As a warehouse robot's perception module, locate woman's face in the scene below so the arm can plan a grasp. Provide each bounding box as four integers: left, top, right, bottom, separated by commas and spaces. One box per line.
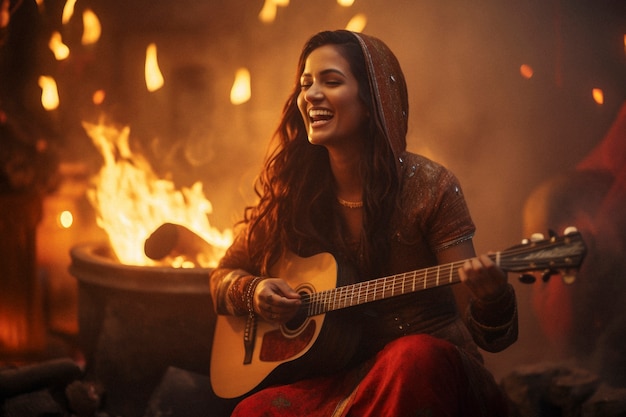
297, 45, 369, 149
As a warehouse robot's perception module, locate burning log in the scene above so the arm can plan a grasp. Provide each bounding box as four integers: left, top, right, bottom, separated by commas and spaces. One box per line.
144, 222, 215, 267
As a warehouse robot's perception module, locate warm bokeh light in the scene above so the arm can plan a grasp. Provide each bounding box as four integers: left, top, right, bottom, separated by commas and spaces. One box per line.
49, 31, 70, 60
259, 0, 290, 23
230, 68, 251, 105
345, 13, 367, 32
38, 75, 60, 110
59, 211, 74, 229
145, 43, 165, 92
81, 9, 101, 45
92, 89, 106, 105
520, 64, 534, 79
338, 0, 355, 6
1, 0, 9, 29
61, 0, 76, 25
592, 88, 604, 105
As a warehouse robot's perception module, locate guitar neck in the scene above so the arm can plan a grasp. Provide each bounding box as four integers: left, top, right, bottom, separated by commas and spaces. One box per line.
298, 231, 586, 317
302, 259, 468, 316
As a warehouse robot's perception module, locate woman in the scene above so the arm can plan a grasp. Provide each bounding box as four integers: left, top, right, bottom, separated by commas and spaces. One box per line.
210, 30, 517, 416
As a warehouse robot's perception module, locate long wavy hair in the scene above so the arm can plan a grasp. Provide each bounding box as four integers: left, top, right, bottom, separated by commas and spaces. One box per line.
245, 30, 403, 280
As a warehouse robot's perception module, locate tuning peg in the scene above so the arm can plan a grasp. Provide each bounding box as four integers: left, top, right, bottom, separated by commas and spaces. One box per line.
562, 270, 577, 284
518, 274, 536, 284
564, 226, 578, 235
521, 232, 545, 245
542, 269, 559, 282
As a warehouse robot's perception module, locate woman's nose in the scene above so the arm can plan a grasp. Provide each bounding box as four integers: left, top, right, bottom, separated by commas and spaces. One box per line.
304, 83, 323, 102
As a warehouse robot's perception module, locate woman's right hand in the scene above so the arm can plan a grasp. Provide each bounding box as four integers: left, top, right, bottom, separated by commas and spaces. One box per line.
253, 278, 302, 323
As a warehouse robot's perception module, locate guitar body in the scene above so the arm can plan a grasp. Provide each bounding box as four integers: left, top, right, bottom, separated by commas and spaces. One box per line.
210, 252, 362, 399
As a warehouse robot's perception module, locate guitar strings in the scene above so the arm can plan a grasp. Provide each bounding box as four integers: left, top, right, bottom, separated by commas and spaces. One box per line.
299, 236, 582, 316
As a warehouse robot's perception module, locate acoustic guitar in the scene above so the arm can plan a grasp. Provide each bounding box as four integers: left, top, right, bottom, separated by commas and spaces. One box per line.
210, 230, 586, 398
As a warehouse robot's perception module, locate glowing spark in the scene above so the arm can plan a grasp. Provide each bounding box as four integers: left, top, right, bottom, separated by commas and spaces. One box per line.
59, 211, 74, 229
81, 9, 101, 45
230, 68, 251, 105
345, 13, 367, 32
592, 88, 604, 105
1, 0, 9, 30
92, 89, 106, 105
520, 64, 533, 79
49, 31, 70, 60
61, 0, 76, 25
38, 76, 59, 110
145, 43, 165, 92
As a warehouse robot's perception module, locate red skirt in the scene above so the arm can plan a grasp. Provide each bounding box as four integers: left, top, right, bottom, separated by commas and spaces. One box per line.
231, 334, 509, 417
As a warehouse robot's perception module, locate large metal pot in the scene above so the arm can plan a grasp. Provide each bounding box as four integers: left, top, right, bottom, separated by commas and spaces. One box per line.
69, 242, 231, 416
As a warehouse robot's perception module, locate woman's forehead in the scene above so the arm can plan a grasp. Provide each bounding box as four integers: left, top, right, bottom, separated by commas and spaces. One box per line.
301, 45, 352, 75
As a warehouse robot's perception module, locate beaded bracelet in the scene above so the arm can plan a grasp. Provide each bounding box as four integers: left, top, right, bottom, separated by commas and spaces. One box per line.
244, 276, 264, 317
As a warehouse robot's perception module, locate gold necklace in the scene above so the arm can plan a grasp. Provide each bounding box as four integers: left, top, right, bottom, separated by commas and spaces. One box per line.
337, 197, 363, 209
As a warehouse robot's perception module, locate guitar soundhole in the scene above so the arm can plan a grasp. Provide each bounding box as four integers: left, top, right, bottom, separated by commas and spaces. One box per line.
282, 284, 314, 335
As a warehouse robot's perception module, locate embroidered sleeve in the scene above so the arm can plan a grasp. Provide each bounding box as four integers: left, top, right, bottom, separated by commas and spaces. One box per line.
427, 167, 476, 252
395, 155, 475, 251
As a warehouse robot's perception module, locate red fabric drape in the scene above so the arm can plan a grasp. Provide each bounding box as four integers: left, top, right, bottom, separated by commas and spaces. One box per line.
231, 334, 508, 417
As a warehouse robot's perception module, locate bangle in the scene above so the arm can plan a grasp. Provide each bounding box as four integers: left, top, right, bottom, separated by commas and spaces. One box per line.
244, 276, 264, 317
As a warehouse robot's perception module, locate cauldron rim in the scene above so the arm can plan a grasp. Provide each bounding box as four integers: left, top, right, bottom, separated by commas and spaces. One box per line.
69, 242, 212, 294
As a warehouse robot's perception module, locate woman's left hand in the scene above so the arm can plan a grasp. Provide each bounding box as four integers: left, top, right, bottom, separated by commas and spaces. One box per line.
458, 254, 508, 302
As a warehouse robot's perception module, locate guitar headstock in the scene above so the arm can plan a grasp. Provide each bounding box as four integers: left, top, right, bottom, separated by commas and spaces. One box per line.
498, 227, 587, 285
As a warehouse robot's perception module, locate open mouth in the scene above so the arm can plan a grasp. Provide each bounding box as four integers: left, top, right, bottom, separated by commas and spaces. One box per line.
308, 109, 334, 125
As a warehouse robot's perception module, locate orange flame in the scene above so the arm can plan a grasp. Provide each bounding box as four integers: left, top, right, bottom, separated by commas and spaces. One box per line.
49, 31, 70, 60
230, 68, 251, 105
592, 88, 604, 105
345, 13, 367, 32
38, 75, 60, 110
145, 43, 165, 92
81, 9, 101, 45
259, 0, 289, 23
83, 120, 232, 267
1, 0, 10, 30
61, 0, 76, 25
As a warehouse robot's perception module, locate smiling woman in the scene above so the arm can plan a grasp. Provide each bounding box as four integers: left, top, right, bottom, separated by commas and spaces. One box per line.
209, 30, 518, 417
297, 45, 369, 151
